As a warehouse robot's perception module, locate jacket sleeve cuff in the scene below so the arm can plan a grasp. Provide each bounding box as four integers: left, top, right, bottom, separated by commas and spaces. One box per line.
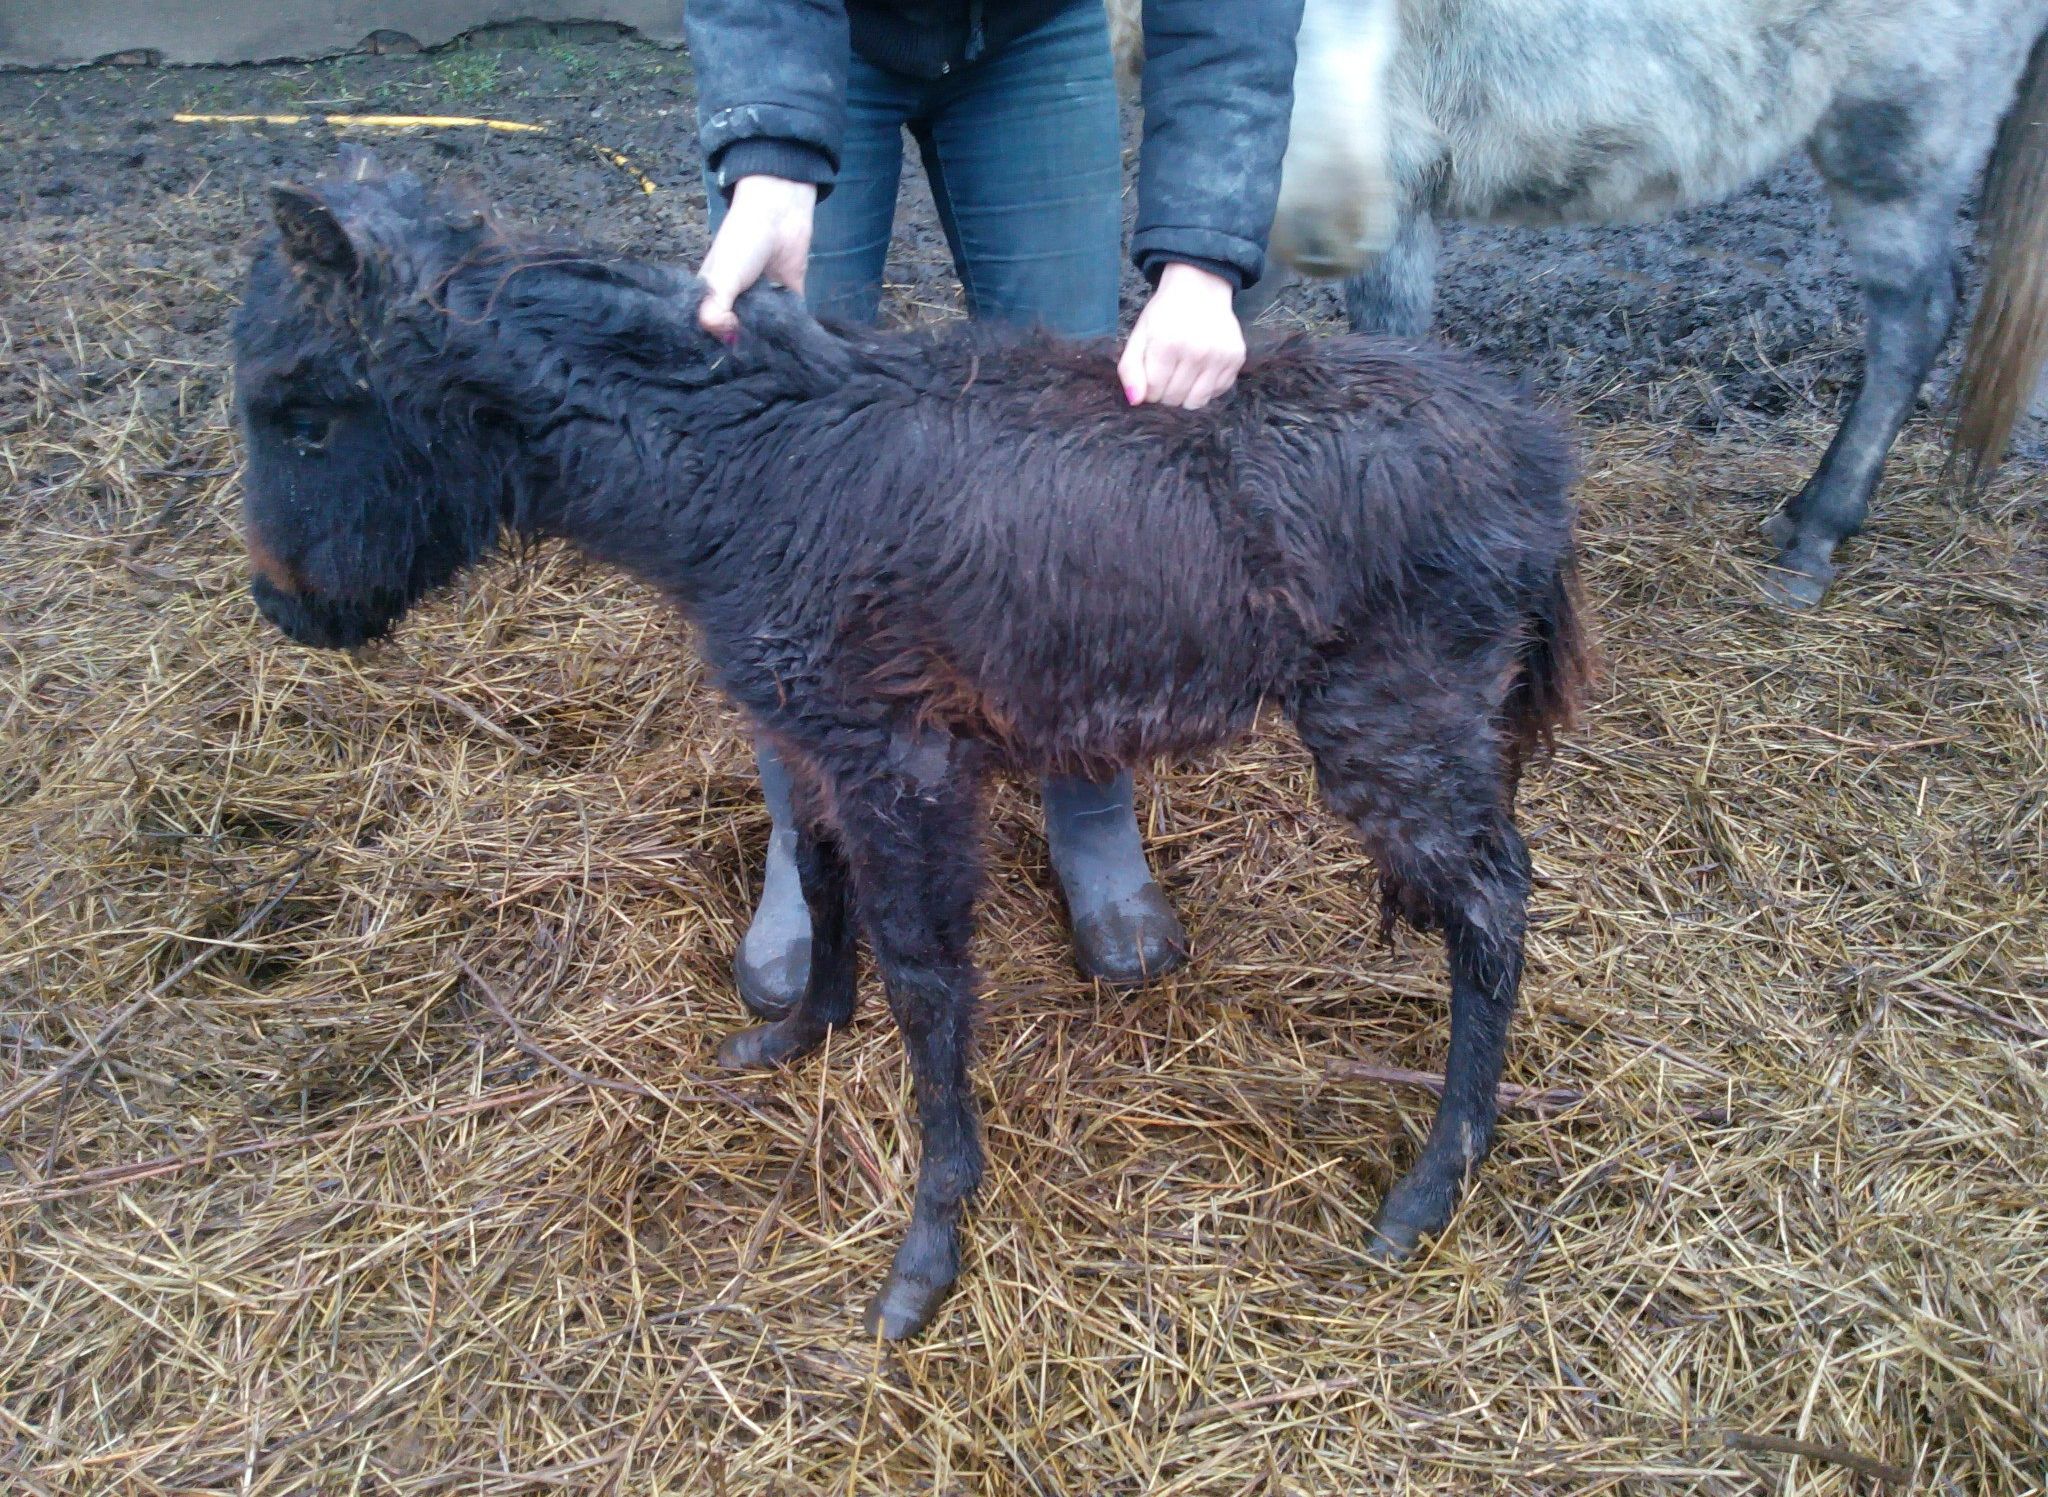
1130, 229, 1265, 292
1133, 249, 1249, 293
710, 139, 837, 201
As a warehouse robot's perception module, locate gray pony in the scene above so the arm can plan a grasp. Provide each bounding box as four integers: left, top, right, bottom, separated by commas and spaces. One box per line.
1114, 0, 2048, 604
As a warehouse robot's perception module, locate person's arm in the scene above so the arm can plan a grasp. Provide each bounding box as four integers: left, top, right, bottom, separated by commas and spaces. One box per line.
686, 0, 849, 337
1118, 0, 1302, 408
687, 0, 847, 199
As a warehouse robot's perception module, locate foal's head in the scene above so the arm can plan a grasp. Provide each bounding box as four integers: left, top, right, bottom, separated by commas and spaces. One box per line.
233, 156, 521, 648
236, 156, 891, 650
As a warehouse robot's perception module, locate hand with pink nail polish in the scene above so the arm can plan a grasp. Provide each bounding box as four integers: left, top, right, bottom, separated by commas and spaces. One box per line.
697, 175, 817, 343
1117, 262, 1245, 411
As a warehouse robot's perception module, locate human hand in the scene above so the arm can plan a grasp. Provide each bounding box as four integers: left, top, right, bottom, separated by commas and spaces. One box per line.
697, 174, 819, 342
1117, 262, 1246, 410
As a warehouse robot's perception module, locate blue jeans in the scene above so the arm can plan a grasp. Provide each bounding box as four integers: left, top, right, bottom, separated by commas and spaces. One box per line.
707, 0, 1123, 337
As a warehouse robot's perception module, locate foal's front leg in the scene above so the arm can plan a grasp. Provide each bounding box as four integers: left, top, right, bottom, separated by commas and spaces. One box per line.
837, 735, 987, 1339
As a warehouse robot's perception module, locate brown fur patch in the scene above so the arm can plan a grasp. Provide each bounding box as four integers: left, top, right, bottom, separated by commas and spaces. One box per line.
865, 646, 1020, 748
245, 530, 302, 595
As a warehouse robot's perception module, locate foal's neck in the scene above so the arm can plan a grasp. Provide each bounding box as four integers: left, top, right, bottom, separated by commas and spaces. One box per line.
454, 252, 843, 592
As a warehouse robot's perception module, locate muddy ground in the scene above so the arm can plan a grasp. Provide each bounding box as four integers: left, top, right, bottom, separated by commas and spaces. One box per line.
1, 28, 2032, 463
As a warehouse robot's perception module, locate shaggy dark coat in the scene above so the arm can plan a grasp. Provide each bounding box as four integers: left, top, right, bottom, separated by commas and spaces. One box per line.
234, 162, 1589, 1340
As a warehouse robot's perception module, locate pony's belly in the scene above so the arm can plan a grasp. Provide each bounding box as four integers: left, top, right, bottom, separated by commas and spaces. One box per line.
1413, 0, 1852, 224
1429, 87, 1833, 225
1444, 121, 1821, 226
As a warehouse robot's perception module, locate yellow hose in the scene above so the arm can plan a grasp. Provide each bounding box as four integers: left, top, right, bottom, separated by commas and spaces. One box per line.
171, 111, 658, 194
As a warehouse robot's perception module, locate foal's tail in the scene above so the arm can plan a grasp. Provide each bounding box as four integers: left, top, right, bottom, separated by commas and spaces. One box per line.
1503, 552, 1593, 781
1952, 29, 2048, 486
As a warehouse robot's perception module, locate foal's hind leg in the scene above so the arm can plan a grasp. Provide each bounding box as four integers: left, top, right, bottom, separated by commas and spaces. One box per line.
1292, 657, 1532, 1260
1770, 96, 1999, 604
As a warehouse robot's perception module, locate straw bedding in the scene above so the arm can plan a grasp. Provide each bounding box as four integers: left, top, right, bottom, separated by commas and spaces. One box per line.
2, 51, 2045, 1497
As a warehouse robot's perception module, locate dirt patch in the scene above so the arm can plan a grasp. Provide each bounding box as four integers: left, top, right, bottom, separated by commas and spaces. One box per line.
2, 35, 2045, 1497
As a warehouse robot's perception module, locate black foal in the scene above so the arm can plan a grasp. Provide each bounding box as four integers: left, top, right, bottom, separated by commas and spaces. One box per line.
234, 160, 1589, 1338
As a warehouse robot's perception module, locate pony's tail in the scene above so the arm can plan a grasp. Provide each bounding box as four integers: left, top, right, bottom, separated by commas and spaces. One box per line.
1106, 0, 1143, 91
1952, 29, 2048, 487
1503, 552, 1593, 784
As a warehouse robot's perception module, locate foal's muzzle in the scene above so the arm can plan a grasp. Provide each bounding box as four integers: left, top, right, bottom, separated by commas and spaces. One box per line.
250, 576, 401, 650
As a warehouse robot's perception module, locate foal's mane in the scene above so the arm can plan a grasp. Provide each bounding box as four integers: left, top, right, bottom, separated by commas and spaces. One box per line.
441, 220, 890, 401
438, 200, 1122, 393
314, 156, 1135, 420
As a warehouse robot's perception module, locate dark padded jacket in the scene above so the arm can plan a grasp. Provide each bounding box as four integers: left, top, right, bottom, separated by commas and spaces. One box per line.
685, 0, 1302, 289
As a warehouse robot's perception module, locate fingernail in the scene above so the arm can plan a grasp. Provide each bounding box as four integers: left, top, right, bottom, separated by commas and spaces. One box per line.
718, 329, 738, 347
1123, 382, 1141, 405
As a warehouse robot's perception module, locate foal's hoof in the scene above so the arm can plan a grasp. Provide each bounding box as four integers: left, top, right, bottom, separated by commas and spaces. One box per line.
714, 1019, 821, 1071
1365, 1175, 1455, 1264
863, 1270, 952, 1341
1363, 1212, 1427, 1265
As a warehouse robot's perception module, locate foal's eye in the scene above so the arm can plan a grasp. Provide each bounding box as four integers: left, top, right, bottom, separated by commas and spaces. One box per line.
281, 409, 335, 451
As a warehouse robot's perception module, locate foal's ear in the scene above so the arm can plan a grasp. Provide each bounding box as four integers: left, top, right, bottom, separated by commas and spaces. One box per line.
268, 184, 359, 274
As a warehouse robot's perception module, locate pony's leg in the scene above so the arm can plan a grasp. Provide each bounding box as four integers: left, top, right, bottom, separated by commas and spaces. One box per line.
715, 820, 859, 1070
1770, 97, 1998, 604
1291, 652, 1530, 1261
1234, 265, 1296, 326
1270, 0, 1402, 277
829, 732, 988, 1339
1341, 209, 1438, 337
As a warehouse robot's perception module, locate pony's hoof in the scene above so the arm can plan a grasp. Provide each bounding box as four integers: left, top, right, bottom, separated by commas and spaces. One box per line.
1758, 515, 1836, 608
1232, 276, 1288, 326
714, 1019, 818, 1071
734, 958, 798, 1023
1291, 252, 1360, 280
863, 1271, 951, 1341
1759, 554, 1834, 609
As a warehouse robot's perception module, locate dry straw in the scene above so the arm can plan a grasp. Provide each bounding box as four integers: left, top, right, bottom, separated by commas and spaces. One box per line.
3, 146, 2045, 1497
